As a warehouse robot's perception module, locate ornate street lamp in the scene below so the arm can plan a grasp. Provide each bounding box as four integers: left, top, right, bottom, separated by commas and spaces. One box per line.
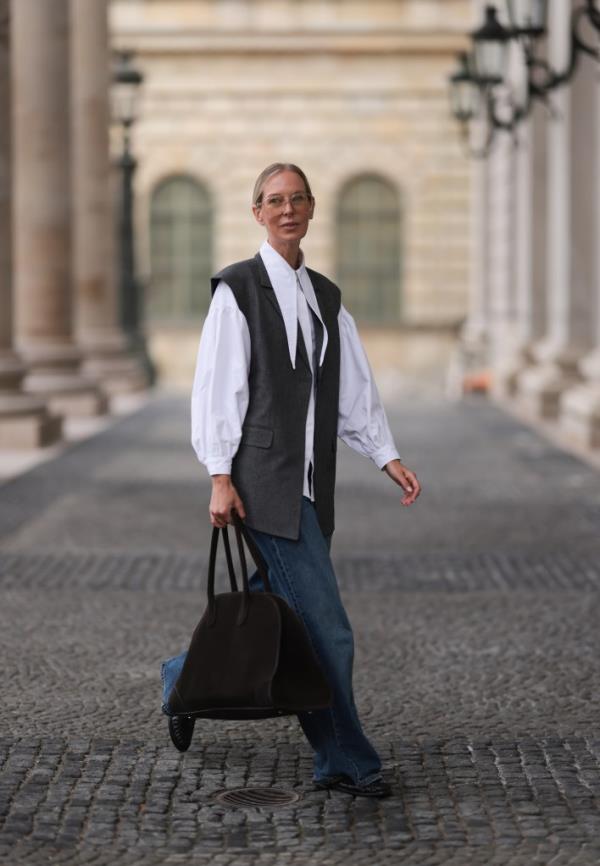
448, 51, 481, 123
471, 5, 513, 85
111, 51, 154, 381
505, 0, 548, 37
450, 1, 600, 159
448, 51, 495, 159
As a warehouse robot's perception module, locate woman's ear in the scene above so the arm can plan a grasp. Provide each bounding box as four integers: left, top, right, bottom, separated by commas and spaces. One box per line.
308, 197, 315, 220
252, 204, 265, 225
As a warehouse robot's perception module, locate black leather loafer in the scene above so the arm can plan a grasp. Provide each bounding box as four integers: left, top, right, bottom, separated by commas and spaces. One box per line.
315, 774, 392, 799
168, 715, 195, 752
315, 776, 392, 799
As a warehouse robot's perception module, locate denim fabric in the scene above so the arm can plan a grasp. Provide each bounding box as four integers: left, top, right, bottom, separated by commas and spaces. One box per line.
161, 651, 187, 714
246, 496, 382, 786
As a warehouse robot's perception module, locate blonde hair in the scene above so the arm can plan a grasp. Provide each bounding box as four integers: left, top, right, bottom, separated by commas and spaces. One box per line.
252, 162, 313, 206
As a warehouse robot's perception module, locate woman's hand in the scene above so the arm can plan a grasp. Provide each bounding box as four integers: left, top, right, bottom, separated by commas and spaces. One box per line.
209, 475, 247, 527
383, 459, 421, 506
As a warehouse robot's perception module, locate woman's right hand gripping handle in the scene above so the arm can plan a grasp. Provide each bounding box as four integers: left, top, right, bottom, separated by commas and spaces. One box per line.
209, 475, 246, 528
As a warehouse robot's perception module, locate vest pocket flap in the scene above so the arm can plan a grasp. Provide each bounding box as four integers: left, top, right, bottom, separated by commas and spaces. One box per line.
241, 425, 274, 449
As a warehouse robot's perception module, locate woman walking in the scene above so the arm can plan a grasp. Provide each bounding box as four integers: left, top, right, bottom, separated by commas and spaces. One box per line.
187, 163, 421, 798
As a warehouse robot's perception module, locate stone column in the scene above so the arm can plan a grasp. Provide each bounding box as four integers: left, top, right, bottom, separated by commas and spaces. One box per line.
0, 0, 61, 447
489, 31, 548, 401
11, 0, 107, 416
70, 0, 147, 393
498, 94, 548, 397
458, 113, 491, 378
518, 0, 591, 419
557, 41, 600, 446
487, 124, 519, 399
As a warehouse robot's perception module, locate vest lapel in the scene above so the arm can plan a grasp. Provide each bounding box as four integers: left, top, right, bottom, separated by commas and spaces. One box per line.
253, 252, 285, 325
254, 251, 313, 374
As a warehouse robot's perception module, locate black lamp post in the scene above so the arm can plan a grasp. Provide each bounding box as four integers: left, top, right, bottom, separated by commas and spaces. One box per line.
111, 51, 154, 382
112, 51, 142, 337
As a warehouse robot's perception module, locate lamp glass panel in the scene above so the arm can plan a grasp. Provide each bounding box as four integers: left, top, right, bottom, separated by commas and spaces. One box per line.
449, 81, 464, 118
111, 81, 137, 125
507, 0, 547, 30
449, 79, 480, 120
475, 40, 506, 81
458, 81, 478, 116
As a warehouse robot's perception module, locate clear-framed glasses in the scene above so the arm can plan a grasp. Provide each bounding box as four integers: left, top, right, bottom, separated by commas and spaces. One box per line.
259, 192, 312, 211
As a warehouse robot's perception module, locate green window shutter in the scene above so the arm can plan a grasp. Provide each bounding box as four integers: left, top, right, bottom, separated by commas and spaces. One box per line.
149, 175, 212, 322
336, 175, 401, 324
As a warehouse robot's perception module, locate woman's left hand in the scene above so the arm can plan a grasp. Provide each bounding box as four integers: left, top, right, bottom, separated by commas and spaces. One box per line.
383, 459, 421, 505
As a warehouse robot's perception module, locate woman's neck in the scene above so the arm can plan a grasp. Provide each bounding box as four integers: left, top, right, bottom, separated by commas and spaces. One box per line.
267, 237, 302, 270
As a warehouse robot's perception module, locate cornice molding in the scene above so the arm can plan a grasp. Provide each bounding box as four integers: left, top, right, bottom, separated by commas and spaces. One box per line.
111, 29, 470, 57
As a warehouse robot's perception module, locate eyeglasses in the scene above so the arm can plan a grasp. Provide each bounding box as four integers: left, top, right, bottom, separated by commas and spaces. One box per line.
258, 192, 312, 211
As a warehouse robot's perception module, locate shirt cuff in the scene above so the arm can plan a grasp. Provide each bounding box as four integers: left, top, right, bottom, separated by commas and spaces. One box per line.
370, 446, 401, 471
206, 459, 233, 476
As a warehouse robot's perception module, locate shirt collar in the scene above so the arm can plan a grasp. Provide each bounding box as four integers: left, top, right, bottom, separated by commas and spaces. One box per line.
259, 238, 306, 283
259, 239, 328, 369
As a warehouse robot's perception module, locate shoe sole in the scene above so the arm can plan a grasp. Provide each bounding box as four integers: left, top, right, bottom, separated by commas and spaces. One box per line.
168, 717, 194, 752
314, 778, 392, 798
335, 783, 392, 798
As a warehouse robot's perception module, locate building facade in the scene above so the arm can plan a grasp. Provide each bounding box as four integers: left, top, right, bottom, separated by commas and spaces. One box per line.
462, 0, 600, 453
110, 0, 472, 389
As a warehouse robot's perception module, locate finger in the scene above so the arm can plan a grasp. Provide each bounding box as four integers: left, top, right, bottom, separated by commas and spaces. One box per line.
210, 511, 228, 528
403, 488, 420, 504
404, 472, 419, 493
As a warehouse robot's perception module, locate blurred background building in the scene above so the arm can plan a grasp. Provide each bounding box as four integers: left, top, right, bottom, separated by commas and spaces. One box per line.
3, 0, 600, 462
455, 0, 600, 453
110, 0, 472, 391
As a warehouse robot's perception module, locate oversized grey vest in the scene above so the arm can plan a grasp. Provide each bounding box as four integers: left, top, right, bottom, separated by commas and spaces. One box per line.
211, 252, 341, 540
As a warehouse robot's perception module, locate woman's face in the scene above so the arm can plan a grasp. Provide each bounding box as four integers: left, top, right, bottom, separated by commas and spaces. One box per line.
252, 170, 315, 247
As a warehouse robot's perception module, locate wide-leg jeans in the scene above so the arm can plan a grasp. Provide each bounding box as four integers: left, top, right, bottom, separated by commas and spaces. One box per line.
246, 496, 382, 786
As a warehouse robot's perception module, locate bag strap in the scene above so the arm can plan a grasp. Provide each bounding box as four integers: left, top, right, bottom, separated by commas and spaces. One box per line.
231, 511, 272, 593
221, 527, 239, 592
206, 513, 272, 626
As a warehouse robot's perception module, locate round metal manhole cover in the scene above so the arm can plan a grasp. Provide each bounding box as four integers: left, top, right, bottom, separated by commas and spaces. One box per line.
215, 787, 301, 808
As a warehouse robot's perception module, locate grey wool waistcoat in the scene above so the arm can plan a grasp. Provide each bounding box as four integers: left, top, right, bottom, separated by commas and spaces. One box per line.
210, 252, 341, 541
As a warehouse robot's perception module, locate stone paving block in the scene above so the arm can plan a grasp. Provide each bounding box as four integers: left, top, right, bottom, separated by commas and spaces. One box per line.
2, 395, 600, 862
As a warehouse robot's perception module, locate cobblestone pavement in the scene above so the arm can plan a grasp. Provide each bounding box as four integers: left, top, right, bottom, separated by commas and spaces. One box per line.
2, 393, 600, 865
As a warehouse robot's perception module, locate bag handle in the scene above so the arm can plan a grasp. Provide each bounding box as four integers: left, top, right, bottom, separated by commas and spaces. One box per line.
221, 527, 239, 592
206, 512, 272, 626
231, 510, 272, 594
205, 525, 240, 601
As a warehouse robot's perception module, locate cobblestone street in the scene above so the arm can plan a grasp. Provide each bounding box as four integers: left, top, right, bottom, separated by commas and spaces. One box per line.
2, 393, 600, 865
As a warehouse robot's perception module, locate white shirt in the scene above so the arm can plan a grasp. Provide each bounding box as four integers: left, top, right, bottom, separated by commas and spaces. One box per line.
191, 239, 401, 499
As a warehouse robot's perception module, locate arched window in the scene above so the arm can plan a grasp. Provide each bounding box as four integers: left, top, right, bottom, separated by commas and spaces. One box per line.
336, 174, 402, 323
148, 175, 212, 321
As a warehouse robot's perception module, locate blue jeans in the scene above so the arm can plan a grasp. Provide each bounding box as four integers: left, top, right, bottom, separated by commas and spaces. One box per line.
245, 496, 382, 786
